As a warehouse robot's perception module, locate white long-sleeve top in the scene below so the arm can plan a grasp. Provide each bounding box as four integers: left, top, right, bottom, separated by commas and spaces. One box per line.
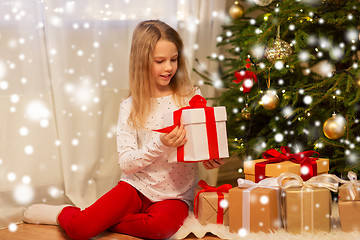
116, 93, 199, 206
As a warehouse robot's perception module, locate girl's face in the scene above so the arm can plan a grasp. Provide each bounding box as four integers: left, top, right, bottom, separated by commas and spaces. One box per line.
152, 39, 178, 96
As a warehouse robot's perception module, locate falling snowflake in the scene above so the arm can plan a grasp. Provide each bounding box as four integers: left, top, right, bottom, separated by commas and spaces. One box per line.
274, 61, 284, 70
219, 199, 228, 209
7, 172, 16, 182
8, 223, 17, 232
48, 186, 61, 198
274, 133, 284, 142
301, 166, 310, 175
24, 145, 34, 155
303, 95, 313, 105
26, 100, 50, 121
260, 195, 269, 205
238, 228, 247, 237
71, 164, 79, 172
13, 184, 34, 204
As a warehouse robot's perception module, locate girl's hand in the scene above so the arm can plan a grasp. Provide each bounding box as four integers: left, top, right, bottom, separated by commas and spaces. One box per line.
160, 125, 187, 148
202, 158, 225, 170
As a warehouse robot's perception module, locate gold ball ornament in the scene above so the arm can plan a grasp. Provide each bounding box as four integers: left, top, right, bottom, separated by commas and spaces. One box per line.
253, 0, 273, 6
261, 90, 279, 110
323, 113, 346, 140
265, 38, 292, 62
229, 3, 245, 20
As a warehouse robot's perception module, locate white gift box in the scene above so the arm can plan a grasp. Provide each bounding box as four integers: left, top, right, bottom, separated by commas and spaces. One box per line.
164, 106, 229, 162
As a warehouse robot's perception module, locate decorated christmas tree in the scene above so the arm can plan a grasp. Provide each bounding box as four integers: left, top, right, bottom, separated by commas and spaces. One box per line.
195, 0, 360, 176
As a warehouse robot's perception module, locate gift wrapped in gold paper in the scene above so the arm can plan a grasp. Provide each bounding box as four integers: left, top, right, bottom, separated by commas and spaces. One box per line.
338, 171, 360, 201
196, 191, 229, 225
338, 200, 360, 232
337, 171, 360, 232
229, 178, 281, 234
244, 158, 329, 182
283, 187, 331, 233
278, 173, 341, 234
244, 147, 329, 183
194, 180, 232, 225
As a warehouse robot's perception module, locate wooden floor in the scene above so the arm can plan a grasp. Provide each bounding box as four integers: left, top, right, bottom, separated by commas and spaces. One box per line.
0, 223, 220, 240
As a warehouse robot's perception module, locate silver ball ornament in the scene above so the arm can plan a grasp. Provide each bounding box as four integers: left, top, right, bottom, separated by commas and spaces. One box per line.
253, 0, 273, 6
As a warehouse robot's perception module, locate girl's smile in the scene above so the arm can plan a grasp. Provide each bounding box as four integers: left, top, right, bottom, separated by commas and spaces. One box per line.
152, 39, 178, 97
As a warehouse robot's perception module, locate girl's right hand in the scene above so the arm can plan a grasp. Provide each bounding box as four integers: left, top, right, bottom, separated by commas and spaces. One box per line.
160, 125, 187, 148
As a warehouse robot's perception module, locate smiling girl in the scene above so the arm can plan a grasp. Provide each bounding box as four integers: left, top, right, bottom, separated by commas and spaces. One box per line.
24, 20, 225, 240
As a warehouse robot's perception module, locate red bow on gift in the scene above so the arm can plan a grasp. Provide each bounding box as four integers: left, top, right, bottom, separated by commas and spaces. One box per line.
154, 95, 219, 162
194, 180, 232, 224
254, 146, 319, 183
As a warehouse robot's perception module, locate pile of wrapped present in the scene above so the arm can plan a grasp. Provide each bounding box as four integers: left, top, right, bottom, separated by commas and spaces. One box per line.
194, 149, 360, 234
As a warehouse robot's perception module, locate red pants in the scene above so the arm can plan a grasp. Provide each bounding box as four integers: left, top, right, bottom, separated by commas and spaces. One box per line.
58, 181, 189, 240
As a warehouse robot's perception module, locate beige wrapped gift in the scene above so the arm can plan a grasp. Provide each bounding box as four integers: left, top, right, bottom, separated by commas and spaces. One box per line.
338, 171, 360, 201
338, 200, 360, 232
283, 187, 331, 233
195, 191, 229, 225
278, 173, 341, 234
229, 178, 281, 234
194, 180, 232, 225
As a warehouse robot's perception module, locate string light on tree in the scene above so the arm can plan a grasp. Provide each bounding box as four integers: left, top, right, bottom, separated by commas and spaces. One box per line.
323, 113, 346, 140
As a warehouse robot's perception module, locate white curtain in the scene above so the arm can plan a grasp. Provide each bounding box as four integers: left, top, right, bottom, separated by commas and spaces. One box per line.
0, 0, 227, 229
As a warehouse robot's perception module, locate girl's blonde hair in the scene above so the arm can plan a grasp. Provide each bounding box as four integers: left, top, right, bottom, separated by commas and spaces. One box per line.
128, 20, 195, 129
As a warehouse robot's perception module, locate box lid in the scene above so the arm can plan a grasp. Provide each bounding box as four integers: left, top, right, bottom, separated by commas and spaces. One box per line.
181, 106, 227, 125
339, 184, 360, 201
243, 158, 329, 177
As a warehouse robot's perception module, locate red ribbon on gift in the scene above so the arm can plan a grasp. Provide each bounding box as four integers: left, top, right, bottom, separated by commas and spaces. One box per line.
254, 146, 319, 183
194, 180, 232, 224
154, 95, 219, 162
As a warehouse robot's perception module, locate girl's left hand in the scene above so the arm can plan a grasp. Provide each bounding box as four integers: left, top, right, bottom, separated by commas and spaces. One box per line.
202, 158, 225, 170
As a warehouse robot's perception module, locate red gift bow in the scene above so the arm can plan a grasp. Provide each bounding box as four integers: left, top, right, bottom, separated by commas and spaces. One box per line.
154, 95, 219, 162
194, 180, 232, 224
254, 146, 319, 183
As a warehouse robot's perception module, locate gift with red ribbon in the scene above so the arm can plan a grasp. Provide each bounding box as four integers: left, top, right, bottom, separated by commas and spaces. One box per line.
154, 95, 229, 162
194, 180, 232, 225
243, 146, 329, 183
253, 146, 320, 183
